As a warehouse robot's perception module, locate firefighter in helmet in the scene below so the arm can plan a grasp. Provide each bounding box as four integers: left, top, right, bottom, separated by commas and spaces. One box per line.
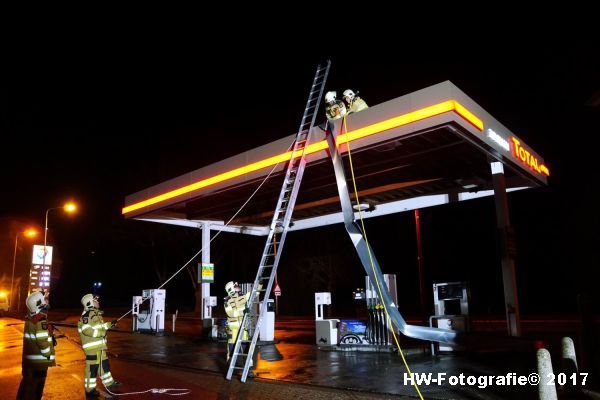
324, 91, 347, 121
78, 293, 120, 398
224, 281, 263, 375
17, 290, 56, 400
342, 89, 368, 114
224, 281, 248, 362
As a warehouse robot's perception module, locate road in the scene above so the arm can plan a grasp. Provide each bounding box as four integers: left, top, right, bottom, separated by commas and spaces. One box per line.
1, 317, 406, 399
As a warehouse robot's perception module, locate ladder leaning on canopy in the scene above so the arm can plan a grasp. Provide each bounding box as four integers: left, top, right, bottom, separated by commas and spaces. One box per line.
226, 60, 331, 382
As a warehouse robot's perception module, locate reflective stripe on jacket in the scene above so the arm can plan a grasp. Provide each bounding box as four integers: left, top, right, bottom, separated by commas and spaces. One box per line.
78, 309, 110, 354
22, 314, 56, 369
326, 101, 347, 121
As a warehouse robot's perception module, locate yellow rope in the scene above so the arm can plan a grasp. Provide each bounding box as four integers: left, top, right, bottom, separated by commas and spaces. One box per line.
341, 115, 424, 400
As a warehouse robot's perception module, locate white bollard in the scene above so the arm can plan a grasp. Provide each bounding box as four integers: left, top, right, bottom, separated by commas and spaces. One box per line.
537, 348, 558, 400
561, 337, 578, 393
561, 337, 578, 372
172, 309, 178, 333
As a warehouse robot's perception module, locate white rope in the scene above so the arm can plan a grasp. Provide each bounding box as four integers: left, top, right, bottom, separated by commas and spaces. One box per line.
117, 139, 295, 322
97, 345, 193, 397
53, 327, 192, 396
103, 386, 191, 396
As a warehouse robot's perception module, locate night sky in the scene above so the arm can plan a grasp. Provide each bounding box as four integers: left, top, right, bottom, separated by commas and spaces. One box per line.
1, 33, 599, 318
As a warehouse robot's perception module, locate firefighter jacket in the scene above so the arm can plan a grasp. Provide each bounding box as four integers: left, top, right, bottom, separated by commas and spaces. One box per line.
225, 292, 251, 331
347, 96, 368, 114
326, 100, 347, 121
78, 309, 112, 355
22, 313, 56, 369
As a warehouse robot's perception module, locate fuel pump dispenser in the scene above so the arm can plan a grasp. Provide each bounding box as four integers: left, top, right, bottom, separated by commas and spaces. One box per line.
430, 281, 470, 353
315, 292, 339, 345
132, 289, 166, 334
203, 296, 218, 338
359, 274, 397, 346
238, 282, 274, 342
259, 299, 275, 342
314, 274, 397, 350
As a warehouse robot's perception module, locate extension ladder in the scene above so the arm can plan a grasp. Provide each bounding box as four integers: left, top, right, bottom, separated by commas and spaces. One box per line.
226, 60, 331, 382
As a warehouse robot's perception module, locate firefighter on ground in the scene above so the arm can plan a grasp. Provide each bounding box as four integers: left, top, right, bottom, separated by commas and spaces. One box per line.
17, 290, 56, 400
78, 294, 121, 398
224, 281, 249, 362
342, 89, 368, 114
224, 281, 263, 374
324, 91, 347, 121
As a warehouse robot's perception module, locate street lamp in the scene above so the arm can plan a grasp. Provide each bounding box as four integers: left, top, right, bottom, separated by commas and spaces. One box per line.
10, 229, 37, 311
40, 202, 77, 292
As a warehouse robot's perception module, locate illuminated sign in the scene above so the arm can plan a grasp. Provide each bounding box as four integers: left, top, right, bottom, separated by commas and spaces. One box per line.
32, 245, 53, 265
485, 129, 549, 178
123, 100, 484, 215
486, 129, 510, 152
199, 263, 214, 283
510, 137, 550, 176
30, 264, 51, 290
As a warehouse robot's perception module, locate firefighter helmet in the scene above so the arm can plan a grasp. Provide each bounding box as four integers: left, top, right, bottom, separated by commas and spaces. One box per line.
225, 281, 240, 297
343, 89, 356, 102
26, 291, 48, 314
324, 91, 337, 104
81, 293, 98, 310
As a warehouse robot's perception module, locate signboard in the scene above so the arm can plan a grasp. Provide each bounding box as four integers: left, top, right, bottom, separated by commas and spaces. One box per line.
198, 263, 214, 283
510, 137, 550, 176
484, 128, 550, 178
32, 245, 53, 265
274, 283, 281, 297
29, 264, 51, 291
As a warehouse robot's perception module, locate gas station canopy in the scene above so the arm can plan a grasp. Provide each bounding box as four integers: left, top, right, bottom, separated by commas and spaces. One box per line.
122, 81, 549, 232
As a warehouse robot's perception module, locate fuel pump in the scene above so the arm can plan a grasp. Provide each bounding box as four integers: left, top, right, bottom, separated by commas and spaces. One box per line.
238, 282, 274, 342
363, 274, 397, 346
430, 281, 470, 353
315, 292, 338, 345
316, 274, 397, 349
132, 289, 166, 334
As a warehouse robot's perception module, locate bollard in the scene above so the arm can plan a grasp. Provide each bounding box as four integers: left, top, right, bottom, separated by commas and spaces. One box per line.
562, 337, 578, 393
172, 313, 176, 333
537, 348, 558, 400
562, 337, 578, 373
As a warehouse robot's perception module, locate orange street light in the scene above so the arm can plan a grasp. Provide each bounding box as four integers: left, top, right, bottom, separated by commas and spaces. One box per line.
64, 202, 77, 213
11, 229, 38, 311
24, 229, 37, 238
39, 201, 78, 293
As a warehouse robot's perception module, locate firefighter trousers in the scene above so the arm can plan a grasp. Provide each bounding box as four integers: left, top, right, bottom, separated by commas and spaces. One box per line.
84, 350, 115, 393
17, 367, 47, 400
227, 327, 255, 368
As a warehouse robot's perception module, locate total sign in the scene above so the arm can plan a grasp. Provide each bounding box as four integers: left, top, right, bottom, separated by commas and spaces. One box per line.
32, 245, 53, 265
485, 129, 550, 178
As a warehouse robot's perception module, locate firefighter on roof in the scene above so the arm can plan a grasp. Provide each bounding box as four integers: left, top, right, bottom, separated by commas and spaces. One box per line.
324, 91, 347, 121
342, 89, 368, 114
